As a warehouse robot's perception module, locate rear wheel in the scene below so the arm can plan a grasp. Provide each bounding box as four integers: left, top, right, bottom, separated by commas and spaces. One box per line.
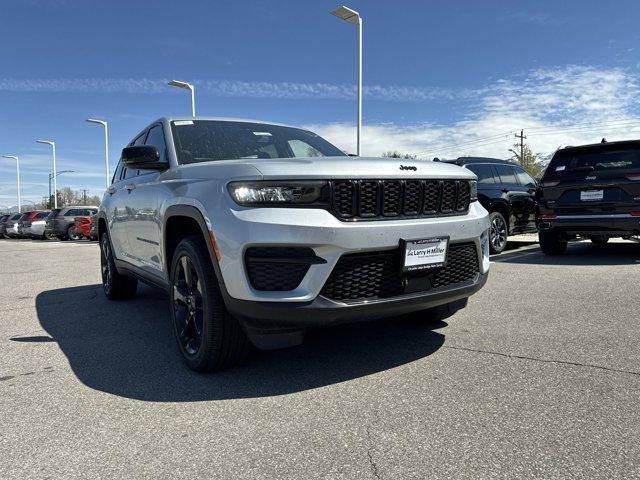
539, 229, 567, 255
170, 236, 249, 372
489, 211, 508, 254
68, 225, 82, 241
100, 232, 138, 300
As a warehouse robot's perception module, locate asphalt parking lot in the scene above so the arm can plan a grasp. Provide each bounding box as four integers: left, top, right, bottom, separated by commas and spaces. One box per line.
1, 237, 639, 479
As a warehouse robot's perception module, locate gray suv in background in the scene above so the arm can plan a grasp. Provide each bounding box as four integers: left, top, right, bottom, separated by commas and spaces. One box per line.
97, 117, 490, 371
45, 206, 98, 240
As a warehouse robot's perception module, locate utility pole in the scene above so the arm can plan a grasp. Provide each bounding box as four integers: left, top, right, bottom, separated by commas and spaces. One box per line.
514, 129, 526, 164
82, 189, 88, 204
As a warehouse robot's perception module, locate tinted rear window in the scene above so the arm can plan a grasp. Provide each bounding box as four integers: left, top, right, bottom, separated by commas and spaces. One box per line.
547, 146, 640, 176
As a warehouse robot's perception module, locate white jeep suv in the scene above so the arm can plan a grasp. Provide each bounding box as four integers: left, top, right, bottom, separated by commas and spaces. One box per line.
97, 117, 490, 371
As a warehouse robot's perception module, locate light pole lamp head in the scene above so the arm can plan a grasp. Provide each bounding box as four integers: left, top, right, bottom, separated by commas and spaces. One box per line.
2, 155, 18, 161
86, 118, 107, 127
331, 5, 360, 23
168, 80, 194, 91
36, 140, 55, 147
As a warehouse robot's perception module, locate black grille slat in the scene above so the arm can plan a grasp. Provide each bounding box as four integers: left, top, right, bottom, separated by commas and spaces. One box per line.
440, 180, 457, 213
333, 181, 356, 218
382, 181, 402, 216
403, 180, 422, 215
359, 181, 380, 217
330, 179, 471, 220
321, 243, 479, 302
422, 180, 440, 214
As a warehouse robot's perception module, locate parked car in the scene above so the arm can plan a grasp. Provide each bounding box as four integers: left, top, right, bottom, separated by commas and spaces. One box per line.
45, 206, 98, 240
89, 213, 98, 240
97, 117, 491, 372
20, 210, 51, 239
74, 216, 94, 240
0, 214, 11, 238
443, 157, 538, 254
537, 139, 640, 255
5, 213, 26, 238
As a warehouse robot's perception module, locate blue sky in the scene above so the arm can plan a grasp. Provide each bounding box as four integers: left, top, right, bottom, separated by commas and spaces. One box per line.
3, 0, 640, 206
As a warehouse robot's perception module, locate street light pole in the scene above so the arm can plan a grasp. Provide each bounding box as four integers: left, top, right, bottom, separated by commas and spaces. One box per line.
331, 5, 363, 156
2, 155, 21, 213
48, 170, 74, 208
36, 140, 57, 208
86, 118, 110, 188
168, 80, 196, 117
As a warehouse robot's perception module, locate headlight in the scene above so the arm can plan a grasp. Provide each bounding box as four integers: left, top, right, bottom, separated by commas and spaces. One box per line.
228, 181, 328, 206
469, 180, 478, 202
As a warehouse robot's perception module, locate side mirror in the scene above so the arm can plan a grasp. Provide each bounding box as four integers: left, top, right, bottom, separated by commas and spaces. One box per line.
121, 146, 167, 170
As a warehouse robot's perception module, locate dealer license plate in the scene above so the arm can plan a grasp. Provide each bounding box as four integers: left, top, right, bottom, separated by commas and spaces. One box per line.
402, 237, 449, 272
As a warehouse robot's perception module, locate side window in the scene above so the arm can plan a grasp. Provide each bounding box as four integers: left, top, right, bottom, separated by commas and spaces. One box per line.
36, 212, 48, 219
465, 164, 496, 184
494, 165, 518, 184
65, 209, 78, 217
123, 167, 138, 180
144, 125, 167, 163
112, 162, 122, 184
133, 133, 147, 146
514, 167, 536, 188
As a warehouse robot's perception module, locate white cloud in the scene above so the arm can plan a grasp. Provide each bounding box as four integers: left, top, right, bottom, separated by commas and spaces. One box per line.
309, 66, 640, 159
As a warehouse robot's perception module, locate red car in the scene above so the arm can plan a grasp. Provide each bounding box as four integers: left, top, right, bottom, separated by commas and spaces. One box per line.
73, 216, 95, 240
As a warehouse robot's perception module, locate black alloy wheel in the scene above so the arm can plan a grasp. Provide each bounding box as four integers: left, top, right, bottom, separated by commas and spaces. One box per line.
489, 212, 508, 254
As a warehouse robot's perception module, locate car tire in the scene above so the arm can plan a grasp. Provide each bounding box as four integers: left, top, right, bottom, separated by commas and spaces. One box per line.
591, 236, 609, 246
68, 225, 82, 241
169, 236, 249, 372
539, 229, 567, 255
100, 232, 138, 300
489, 211, 508, 254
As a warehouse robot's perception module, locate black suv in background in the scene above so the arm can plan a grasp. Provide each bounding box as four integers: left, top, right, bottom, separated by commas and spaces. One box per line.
443, 157, 538, 253
45, 206, 98, 240
537, 140, 640, 255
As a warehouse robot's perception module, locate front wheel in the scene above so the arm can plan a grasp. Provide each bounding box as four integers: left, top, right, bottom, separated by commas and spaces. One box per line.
539, 229, 567, 255
100, 233, 138, 300
170, 236, 249, 372
489, 211, 508, 254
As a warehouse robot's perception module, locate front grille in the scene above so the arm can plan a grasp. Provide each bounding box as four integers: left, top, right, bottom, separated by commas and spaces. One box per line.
330, 179, 472, 220
245, 247, 319, 291
321, 242, 479, 302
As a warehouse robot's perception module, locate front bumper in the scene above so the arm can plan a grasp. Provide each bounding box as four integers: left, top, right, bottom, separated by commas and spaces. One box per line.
214, 201, 490, 302
539, 214, 640, 236
226, 271, 487, 329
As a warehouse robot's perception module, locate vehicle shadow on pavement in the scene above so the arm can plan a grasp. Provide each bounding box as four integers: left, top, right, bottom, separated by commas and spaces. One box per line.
35, 284, 445, 401
493, 242, 640, 266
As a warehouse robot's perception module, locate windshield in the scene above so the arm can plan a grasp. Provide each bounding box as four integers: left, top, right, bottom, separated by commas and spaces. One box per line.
546, 146, 640, 177
171, 120, 345, 164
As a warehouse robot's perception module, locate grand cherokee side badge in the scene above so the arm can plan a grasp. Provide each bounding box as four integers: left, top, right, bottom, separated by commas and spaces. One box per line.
586, 176, 596, 180
400, 165, 417, 171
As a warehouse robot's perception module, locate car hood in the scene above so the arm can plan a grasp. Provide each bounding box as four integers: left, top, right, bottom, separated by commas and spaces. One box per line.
233, 156, 473, 180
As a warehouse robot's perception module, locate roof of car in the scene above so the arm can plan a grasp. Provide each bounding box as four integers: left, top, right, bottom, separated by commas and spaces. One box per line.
557, 139, 640, 154
442, 156, 516, 166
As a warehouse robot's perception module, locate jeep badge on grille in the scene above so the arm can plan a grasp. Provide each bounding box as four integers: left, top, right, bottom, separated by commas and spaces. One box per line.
400, 165, 417, 171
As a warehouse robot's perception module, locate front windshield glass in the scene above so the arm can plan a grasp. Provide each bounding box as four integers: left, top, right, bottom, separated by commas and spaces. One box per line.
171, 120, 345, 164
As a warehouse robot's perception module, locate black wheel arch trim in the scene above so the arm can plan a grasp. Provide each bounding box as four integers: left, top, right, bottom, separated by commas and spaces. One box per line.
162, 204, 226, 287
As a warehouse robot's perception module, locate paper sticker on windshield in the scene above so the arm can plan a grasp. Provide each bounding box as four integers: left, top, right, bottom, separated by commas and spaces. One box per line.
252, 131, 272, 136
174, 120, 193, 126
555, 166, 566, 171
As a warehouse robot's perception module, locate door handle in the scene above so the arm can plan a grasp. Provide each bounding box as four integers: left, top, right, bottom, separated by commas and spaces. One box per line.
125, 183, 136, 192
108, 186, 116, 195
